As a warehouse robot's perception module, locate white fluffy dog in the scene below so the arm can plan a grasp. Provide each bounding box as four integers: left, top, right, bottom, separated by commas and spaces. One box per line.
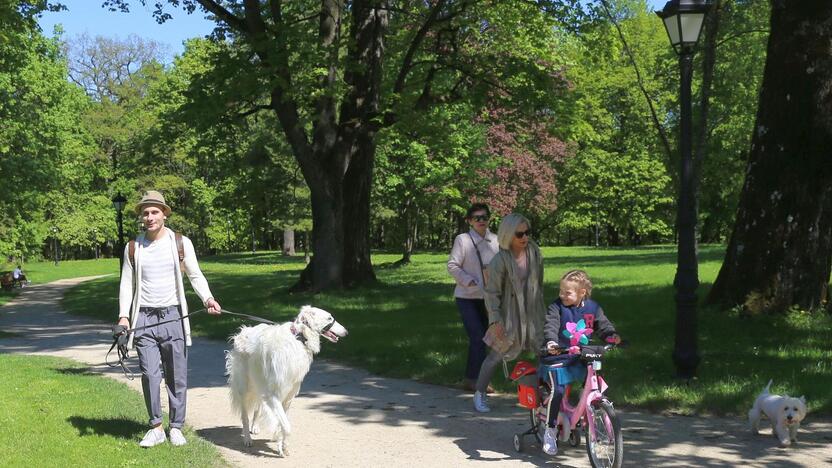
748, 379, 807, 447
226, 305, 348, 455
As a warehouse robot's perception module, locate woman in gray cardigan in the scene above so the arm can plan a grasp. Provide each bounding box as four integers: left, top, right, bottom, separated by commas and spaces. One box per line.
473, 213, 546, 412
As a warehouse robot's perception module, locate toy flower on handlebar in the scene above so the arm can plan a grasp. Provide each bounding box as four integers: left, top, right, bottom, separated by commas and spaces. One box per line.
562, 319, 593, 354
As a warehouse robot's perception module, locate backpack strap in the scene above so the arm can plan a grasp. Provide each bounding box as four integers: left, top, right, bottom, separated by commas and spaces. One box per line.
175, 232, 185, 272
128, 240, 136, 270
127, 233, 185, 272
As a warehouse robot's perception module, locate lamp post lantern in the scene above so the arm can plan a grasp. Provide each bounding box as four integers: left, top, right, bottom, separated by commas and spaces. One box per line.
657, 0, 711, 379
112, 193, 127, 271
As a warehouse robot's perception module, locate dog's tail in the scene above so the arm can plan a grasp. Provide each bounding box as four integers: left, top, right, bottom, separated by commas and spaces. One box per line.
762, 379, 773, 395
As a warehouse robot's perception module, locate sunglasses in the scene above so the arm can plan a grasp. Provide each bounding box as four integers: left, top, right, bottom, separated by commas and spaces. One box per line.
514, 230, 531, 239
471, 215, 490, 222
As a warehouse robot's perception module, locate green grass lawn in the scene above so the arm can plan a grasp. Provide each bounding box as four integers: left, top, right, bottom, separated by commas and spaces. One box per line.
58, 245, 832, 416
0, 354, 224, 467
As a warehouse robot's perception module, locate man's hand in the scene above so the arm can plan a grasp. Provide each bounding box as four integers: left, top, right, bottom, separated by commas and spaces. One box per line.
117, 317, 130, 328
205, 298, 222, 315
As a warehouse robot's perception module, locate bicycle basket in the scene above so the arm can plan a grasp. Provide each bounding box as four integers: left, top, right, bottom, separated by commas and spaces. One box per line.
511, 361, 539, 409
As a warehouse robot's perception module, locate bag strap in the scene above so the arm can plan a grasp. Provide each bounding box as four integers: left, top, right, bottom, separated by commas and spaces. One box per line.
128, 232, 186, 272
467, 232, 485, 274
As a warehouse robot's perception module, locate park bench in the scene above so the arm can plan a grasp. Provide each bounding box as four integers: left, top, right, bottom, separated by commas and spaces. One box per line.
0, 271, 27, 291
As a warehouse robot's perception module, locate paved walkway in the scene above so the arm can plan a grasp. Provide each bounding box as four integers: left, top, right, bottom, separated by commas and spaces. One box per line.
1, 278, 830, 467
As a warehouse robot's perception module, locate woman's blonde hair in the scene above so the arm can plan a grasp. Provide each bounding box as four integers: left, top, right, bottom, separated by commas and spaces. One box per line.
496, 213, 531, 250
560, 269, 593, 297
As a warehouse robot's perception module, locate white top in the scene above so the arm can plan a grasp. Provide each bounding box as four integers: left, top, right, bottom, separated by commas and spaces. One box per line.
119, 229, 213, 347
138, 235, 179, 307
447, 229, 499, 299
12, 268, 21, 279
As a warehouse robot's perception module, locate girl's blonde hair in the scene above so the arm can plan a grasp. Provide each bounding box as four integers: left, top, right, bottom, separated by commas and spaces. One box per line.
560, 269, 593, 297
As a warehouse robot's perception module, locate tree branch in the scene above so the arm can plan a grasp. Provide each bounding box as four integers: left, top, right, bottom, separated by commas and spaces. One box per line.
716, 29, 769, 49
194, 0, 247, 32
598, 0, 674, 162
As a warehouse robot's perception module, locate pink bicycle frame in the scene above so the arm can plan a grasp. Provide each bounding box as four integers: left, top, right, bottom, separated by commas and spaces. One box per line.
552, 360, 610, 437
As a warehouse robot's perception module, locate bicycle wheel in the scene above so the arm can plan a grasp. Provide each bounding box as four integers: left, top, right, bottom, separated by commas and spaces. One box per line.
585, 400, 623, 468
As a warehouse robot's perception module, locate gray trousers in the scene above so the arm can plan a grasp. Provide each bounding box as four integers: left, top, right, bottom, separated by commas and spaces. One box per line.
476, 350, 503, 393
135, 305, 187, 428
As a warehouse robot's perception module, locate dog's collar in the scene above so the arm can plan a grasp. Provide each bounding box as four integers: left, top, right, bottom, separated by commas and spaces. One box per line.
290, 323, 307, 344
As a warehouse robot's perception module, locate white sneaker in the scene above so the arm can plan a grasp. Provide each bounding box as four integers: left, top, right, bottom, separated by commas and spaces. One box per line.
139, 428, 166, 448
169, 428, 187, 446
543, 427, 558, 455
473, 390, 491, 413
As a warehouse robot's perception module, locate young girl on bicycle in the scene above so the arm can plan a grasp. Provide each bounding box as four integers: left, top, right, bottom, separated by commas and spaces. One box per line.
540, 269, 620, 456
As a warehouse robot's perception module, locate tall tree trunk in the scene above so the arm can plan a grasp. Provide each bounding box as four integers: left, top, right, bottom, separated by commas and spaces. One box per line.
282, 228, 295, 256
342, 133, 377, 285
707, 1, 832, 312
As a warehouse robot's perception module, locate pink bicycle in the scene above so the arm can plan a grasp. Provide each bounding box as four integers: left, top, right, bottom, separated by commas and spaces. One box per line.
510, 344, 623, 468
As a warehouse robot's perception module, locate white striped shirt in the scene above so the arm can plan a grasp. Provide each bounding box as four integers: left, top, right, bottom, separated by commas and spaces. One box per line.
139, 234, 179, 307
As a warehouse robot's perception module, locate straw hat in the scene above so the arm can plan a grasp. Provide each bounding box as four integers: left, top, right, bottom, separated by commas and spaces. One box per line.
135, 190, 172, 215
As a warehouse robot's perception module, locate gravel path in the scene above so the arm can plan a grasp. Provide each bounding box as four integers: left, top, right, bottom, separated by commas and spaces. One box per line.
1, 277, 830, 467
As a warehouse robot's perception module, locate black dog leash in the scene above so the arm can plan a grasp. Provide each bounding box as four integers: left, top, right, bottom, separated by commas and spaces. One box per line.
107, 308, 276, 380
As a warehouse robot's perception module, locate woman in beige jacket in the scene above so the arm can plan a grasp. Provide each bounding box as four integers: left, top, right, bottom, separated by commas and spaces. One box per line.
473, 213, 546, 412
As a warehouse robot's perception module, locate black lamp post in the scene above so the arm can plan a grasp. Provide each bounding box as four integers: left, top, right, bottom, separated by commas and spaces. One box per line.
656, 0, 711, 379
112, 193, 127, 271
51, 226, 59, 266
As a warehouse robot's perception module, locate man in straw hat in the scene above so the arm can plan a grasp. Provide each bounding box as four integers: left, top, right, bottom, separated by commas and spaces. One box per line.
115, 190, 222, 447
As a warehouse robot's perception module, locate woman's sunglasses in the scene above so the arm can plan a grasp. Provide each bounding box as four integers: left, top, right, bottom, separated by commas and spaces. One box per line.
514, 230, 531, 239
471, 215, 490, 222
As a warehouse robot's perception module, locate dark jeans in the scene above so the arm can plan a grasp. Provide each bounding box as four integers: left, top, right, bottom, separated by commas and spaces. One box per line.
455, 297, 489, 381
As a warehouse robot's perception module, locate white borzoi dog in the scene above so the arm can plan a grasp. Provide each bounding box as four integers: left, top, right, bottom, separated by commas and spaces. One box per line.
748, 379, 807, 447
226, 305, 347, 455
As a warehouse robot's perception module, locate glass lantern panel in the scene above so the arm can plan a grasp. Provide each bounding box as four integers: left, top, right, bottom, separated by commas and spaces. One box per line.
663, 15, 681, 45
680, 13, 705, 44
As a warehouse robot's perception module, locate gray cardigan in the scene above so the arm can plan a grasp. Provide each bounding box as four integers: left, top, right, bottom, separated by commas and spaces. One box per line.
483, 242, 546, 360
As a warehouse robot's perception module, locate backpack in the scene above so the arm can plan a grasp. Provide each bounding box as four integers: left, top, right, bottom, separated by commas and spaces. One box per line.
128, 232, 185, 272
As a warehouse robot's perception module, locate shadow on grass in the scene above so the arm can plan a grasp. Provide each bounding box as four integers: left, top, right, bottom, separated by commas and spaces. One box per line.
55, 366, 96, 376
67, 416, 146, 439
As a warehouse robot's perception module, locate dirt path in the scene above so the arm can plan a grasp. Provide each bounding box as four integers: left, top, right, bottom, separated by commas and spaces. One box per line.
1, 278, 830, 467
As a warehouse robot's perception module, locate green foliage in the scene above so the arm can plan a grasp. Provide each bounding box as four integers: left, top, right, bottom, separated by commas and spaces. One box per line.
0, 10, 97, 260
557, 148, 674, 243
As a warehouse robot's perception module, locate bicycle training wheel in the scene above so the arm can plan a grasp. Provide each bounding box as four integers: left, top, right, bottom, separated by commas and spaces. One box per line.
585, 400, 623, 468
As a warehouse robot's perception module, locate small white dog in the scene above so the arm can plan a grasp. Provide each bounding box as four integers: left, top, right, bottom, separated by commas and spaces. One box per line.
226, 305, 348, 455
748, 379, 807, 447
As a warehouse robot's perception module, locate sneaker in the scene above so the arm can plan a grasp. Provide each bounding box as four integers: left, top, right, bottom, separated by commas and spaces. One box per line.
542, 427, 558, 456
169, 428, 187, 446
473, 391, 491, 413
139, 428, 166, 448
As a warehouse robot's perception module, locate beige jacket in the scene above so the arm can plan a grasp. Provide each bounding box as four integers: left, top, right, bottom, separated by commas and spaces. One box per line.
447, 229, 499, 299
483, 242, 546, 360
118, 229, 213, 348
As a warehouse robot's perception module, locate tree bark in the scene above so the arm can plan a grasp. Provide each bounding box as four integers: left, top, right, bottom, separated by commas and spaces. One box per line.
342, 133, 377, 285
282, 228, 295, 256
707, 1, 832, 312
